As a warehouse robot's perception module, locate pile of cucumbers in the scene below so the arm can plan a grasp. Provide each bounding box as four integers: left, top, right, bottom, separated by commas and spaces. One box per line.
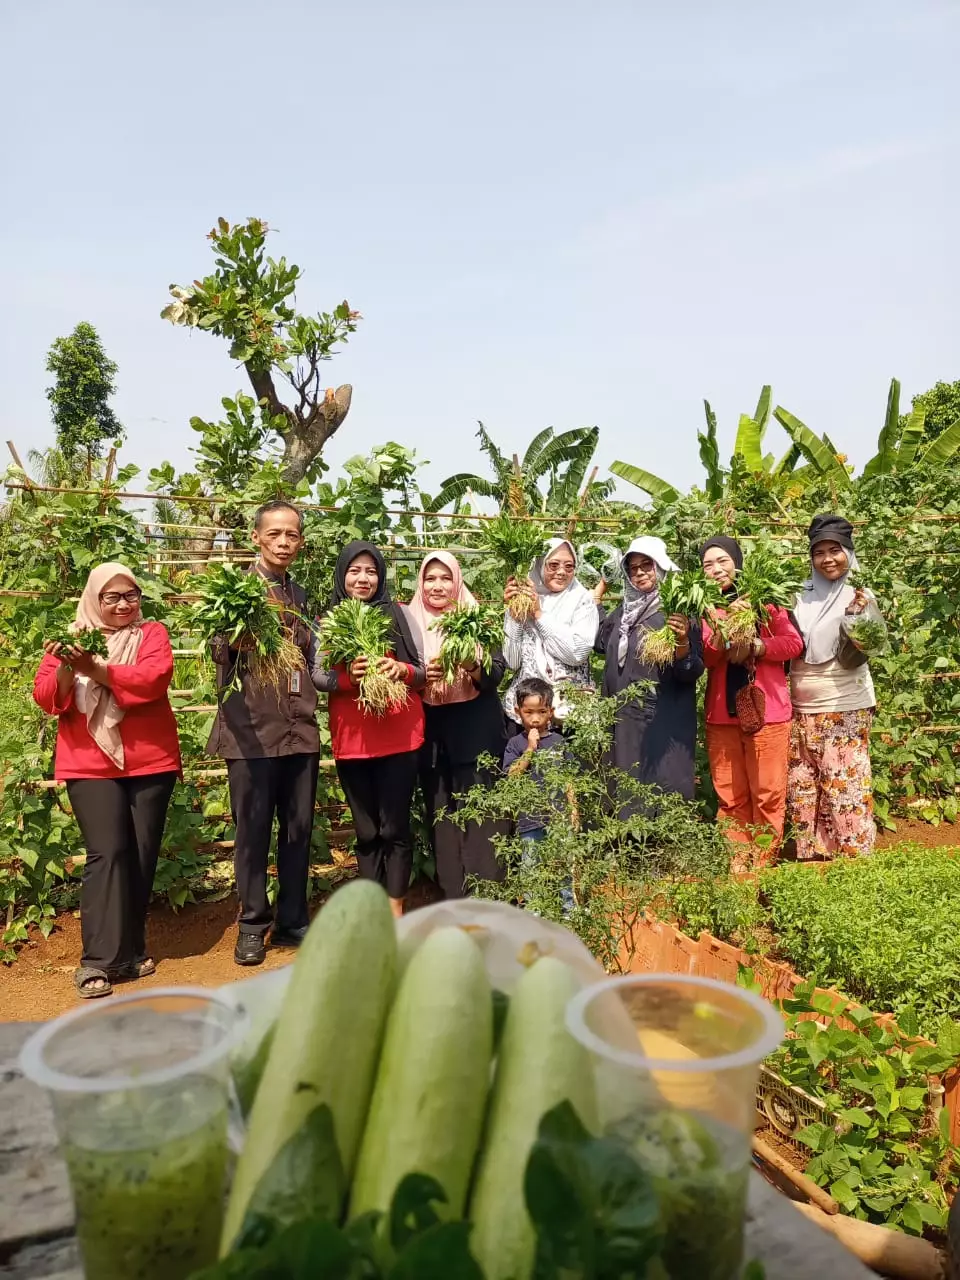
210, 880, 745, 1280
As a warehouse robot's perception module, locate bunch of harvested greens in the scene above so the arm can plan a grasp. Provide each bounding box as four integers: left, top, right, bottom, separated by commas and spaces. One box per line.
480, 514, 545, 622
188, 563, 303, 694
843, 614, 888, 654
47, 625, 109, 659
320, 598, 408, 715
429, 604, 505, 688
638, 570, 724, 666
720, 542, 805, 644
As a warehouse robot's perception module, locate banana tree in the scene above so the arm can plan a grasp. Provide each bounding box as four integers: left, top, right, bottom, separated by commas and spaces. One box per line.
859, 377, 960, 477
434, 422, 610, 515
612, 385, 804, 502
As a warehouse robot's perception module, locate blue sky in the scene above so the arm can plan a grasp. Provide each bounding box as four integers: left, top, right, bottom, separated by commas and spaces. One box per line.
3, 1, 955, 500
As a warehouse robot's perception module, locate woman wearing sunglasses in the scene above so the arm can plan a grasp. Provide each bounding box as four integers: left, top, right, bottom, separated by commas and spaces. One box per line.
33, 563, 181, 999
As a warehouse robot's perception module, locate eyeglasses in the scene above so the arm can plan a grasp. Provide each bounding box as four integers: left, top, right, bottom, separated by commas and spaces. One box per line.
100, 590, 142, 605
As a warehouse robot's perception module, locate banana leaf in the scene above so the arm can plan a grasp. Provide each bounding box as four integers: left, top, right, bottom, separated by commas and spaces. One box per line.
610, 461, 680, 504
773, 407, 851, 487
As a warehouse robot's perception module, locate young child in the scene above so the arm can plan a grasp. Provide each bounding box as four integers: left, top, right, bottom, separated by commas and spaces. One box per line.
502, 678, 575, 912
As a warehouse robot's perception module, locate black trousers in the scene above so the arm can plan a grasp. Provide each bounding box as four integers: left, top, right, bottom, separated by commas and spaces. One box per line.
227, 753, 319, 935
66, 772, 177, 972
337, 751, 419, 900
420, 751, 507, 899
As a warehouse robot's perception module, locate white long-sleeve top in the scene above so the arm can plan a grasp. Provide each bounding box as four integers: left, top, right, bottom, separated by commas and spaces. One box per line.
503, 592, 598, 721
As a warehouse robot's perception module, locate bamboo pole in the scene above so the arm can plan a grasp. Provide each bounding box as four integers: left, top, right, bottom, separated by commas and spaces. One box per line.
751, 1135, 838, 1214
791, 1201, 946, 1280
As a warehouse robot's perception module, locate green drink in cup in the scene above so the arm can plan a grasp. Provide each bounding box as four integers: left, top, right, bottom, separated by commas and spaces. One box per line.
20, 988, 246, 1280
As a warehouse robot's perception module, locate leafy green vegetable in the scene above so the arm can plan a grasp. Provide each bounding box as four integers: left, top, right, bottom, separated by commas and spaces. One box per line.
47, 625, 109, 659
236, 1104, 345, 1237
722, 540, 805, 642
638, 570, 723, 666
525, 1100, 662, 1279
319, 598, 408, 715
187, 563, 303, 693
480, 514, 545, 622
429, 605, 504, 683
843, 616, 888, 654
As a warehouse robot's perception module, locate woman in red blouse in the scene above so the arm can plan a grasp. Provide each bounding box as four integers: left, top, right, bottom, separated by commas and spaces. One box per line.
33, 562, 181, 998
700, 536, 803, 869
312, 541, 425, 918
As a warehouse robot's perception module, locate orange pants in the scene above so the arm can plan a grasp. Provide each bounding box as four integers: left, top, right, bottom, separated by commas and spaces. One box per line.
705, 721, 792, 868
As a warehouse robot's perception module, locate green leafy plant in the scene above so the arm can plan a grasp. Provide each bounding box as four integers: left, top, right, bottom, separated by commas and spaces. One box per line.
187, 563, 303, 695
319, 599, 408, 716
745, 976, 960, 1234
453, 688, 730, 967
671, 848, 960, 1041
843, 616, 888, 655
46, 625, 109, 659
638, 570, 723, 666
429, 605, 504, 685
479, 514, 545, 622
722, 540, 805, 643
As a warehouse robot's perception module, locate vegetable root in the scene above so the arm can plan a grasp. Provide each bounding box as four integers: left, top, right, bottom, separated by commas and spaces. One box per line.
358, 668, 408, 716
249, 636, 305, 693
639, 625, 677, 667
507, 592, 536, 623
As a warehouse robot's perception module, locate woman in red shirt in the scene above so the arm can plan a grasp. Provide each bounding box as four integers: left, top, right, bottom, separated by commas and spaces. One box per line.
700, 536, 803, 869
33, 563, 181, 998
313, 541, 425, 918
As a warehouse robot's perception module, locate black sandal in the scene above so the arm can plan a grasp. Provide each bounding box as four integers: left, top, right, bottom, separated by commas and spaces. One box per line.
119, 957, 156, 980
74, 967, 113, 999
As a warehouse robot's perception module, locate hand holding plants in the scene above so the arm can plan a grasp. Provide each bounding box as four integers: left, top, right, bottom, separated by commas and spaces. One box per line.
504, 575, 539, 618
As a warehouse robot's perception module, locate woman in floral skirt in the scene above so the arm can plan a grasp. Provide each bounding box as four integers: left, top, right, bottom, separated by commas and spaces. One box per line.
788, 514, 879, 859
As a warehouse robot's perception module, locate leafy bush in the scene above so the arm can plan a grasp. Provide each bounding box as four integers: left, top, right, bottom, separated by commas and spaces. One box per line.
764, 848, 960, 1038
744, 974, 960, 1234
669, 848, 960, 1040
664, 877, 765, 952
452, 688, 731, 968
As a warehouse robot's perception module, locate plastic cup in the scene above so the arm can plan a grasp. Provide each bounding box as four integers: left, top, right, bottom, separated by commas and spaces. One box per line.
20, 987, 247, 1280
566, 974, 783, 1280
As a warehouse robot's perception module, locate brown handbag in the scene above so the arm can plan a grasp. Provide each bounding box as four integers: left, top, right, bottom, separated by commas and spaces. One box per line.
735, 669, 766, 735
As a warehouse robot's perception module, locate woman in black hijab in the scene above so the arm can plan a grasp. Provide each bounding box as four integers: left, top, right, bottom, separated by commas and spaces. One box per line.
313, 541, 426, 917
700, 535, 803, 869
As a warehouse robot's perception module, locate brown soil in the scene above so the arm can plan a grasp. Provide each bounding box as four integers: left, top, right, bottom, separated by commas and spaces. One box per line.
876, 817, 960, 850
0, 872, 442, 1024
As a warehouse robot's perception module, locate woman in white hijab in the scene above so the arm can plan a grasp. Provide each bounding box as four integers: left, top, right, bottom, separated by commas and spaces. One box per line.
595, 536, 704, 808
788, 514, 878, 860
33, 563, 181, 998
503, 538, 598, 725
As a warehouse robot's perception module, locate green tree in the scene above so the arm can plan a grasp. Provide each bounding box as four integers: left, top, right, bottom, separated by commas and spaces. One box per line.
162, 217, 361, 484
45, 322, 123, 469
902, 378, 960, 444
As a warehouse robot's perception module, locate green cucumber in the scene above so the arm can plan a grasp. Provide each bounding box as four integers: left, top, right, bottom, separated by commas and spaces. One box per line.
468, 955, 598, 1280
221, 880, 397, 1252
349, 926, 493, 1224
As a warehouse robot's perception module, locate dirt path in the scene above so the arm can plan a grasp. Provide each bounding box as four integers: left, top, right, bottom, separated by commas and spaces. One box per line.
0, 877, 444, 1023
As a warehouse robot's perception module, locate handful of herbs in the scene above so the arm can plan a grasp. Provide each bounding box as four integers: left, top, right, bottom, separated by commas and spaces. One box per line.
319, 598, 408, 715
47, 625, 109, 659
480, 515, 545, 623
721, 542, 805, 644
638, 570, 723, 666
430, 605, 504, 687
189, 563, 303, 694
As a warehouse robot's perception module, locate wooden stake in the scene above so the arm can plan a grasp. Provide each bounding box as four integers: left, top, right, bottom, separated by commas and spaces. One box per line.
5, 442, 34, 489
